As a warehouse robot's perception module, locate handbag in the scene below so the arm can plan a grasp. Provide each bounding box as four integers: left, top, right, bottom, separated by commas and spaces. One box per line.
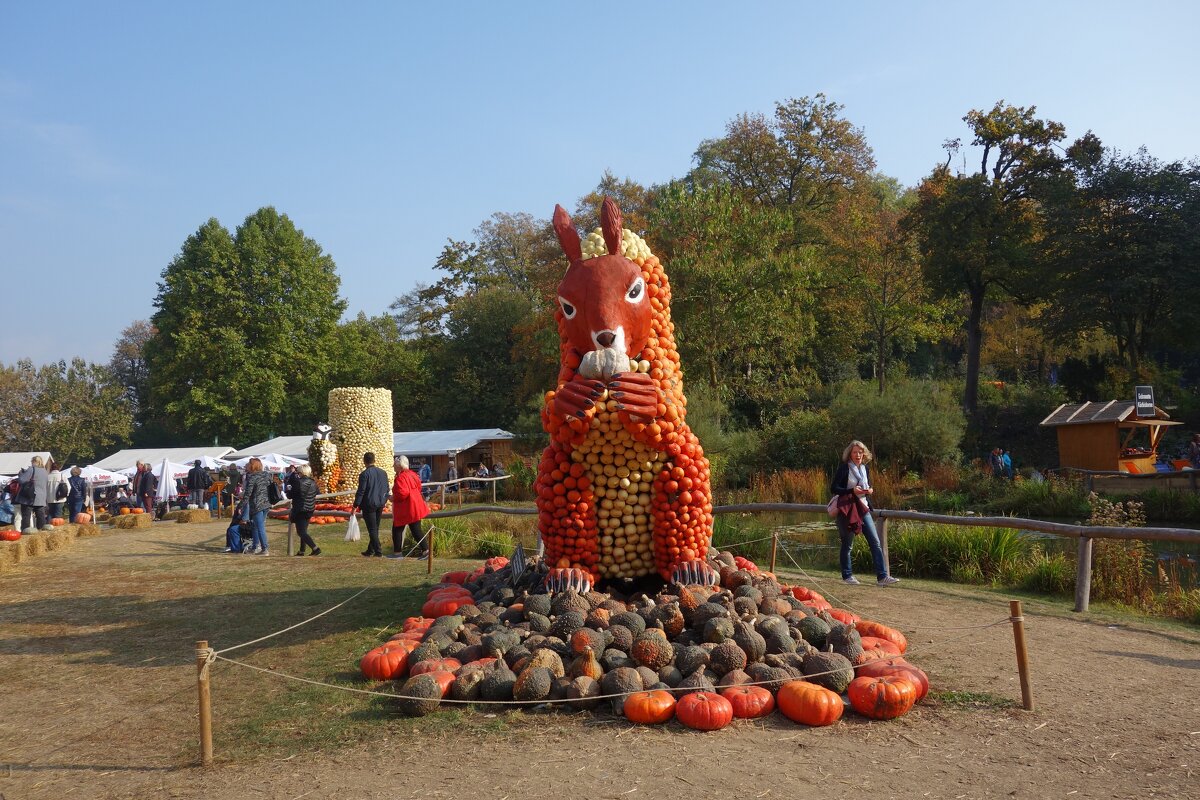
826, 495, 839, 518
344, 512, 361, 542
268, 480, 282, 504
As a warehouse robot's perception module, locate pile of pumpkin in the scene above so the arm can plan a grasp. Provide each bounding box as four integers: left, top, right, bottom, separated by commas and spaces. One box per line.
358, 551, 928, 730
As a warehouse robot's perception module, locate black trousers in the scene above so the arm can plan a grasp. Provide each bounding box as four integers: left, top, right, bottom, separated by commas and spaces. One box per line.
292, 514, 318, 552
20, 505, 47, 531
392, 520, 425, 554
361, 506, 384, 555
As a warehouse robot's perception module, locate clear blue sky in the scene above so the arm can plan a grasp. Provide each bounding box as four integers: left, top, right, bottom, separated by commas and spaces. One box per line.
3, 1, 1197, 364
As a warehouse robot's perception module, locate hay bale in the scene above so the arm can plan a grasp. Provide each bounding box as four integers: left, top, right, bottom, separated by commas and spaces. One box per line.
43, 528, 73, 552
112, 513, 152, 530
23, 534, 47, 557
96, 512, 111, 523
75, 524, 103, 538
162, 510, 184, 521
0, 540, 22, 572
176, 509, 212, 524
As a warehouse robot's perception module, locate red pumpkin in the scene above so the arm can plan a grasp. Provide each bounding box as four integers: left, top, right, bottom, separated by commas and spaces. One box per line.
847, 675, 917, 720
360, 644, 412, 681
410, 657, 462, 677
623, 690, 676, 724
858, 635, 903, 657
428, 669, 455, 697
675, 691, 734, 731
1, 530, 20, 541
826, 608, 860, 625
855, 657, 929, 701
720, 685, 775, 719
439, 570, 471, 584
776, 680, 843, 727
788, 586, 826, 604
855, 620, 907, 654
422, 597, 472, 617
403, 616, 433, 631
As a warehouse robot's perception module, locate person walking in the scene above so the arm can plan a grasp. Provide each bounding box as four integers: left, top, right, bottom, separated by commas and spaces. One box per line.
66, 466, 88, 521
290, 465, 321, 556
1189, 433, 1200, 469
242, 457, 272, 555
830, 440, 899, 587
1001, 448, 1014, 480
353, 452, 390, 557
16, 455, 50, 533
186, 460, 211, 509
137, 463, 158, 514
46, 466, 69, 522
390, 455, 431, 558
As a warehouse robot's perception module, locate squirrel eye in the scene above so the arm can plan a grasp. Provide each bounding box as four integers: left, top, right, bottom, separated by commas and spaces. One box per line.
626, 278, 644, 302
558, 297, 576, 319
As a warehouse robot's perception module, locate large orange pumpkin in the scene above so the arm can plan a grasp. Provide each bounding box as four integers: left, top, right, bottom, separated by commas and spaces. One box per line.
74, 513, 92, 524
720, 685, 775, 719
50, 518, 65, 527
360, 644, 413, 681
675, 691, 734, 731
855, 620, 907, 653
132, 507, 145, 514
855, 657, 929, 701
847, 674, 917, 720
1, 530, 21, 541
623, 690, 676, 724
776, 680, 843, 727
120, 507, 132, 515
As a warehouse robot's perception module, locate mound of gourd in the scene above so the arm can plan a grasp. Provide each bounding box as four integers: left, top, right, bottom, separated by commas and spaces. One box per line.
360, 551, 929, 730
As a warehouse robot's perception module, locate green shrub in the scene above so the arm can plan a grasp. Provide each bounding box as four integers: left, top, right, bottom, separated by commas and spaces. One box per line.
827, 379, 965, 471
1021, 550, 1075, 595
760, 409, 836, 470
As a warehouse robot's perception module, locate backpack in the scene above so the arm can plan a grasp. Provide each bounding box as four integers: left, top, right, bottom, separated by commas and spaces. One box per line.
268, 480, 282, 504
16, 474, 35, 504
56, 481, 69, 501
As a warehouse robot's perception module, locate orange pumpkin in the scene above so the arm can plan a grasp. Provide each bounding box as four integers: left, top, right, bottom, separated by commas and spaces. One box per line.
623, 690, 676, 724
360, 644, 412, 681
427, 669, 455, 697
1, 530, 21, 541
132, 507, 145, 514
855, 620, 907, 653
826, 608, 861, 625
74, 513, 92, 524
675, 691, 733, 731
410, 658, 462, 677
120, 508, 132, 515
856, 657, 929, 701
50, 518, 65, 526
847, 675, 917, 720
776, 680, 843, 727
720, 685, 775, 719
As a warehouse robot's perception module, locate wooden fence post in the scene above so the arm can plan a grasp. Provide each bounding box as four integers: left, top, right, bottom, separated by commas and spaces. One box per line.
195, 640, 213, 766
427, 532, 433, 575
1074, 536, 1093, 612
286, 521, 294, 556
769, 532, 778, 574
1008, 600, 1034, 711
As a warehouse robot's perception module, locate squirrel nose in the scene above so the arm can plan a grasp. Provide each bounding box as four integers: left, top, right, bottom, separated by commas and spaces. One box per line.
596, 331, 616, 348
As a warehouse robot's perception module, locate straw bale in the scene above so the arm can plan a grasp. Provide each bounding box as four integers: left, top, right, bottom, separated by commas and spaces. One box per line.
23, 534, 47, 557
162, 510, 185, 521
75, 524, 103, 538
112, 513, 152, 530
43, 528, 73, 551
96, 512, 111, 523
0, 540, 22, 572
176, 509, 212, 523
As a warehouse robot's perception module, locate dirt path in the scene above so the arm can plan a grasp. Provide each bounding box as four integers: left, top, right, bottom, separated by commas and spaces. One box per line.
1, 521, 1199, 799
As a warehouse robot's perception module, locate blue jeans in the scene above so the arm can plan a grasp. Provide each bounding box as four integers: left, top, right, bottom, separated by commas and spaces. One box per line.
836, 509, 888, 580
249, 509, 267, 551
68, 498, 84, 520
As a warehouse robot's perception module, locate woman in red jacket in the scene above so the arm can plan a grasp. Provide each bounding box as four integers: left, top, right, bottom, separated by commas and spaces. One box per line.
391, 455, 431, 558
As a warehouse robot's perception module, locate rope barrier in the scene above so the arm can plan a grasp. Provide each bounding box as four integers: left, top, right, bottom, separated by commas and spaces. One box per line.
215, 583, 379, 656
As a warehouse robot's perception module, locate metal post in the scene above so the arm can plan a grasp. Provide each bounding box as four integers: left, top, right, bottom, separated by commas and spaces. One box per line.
195, 640, 213, 766
492, 478, 497, 505
769, 532, 778, 574
1008, 600, 1034, 711
427, 532, 433, 575
1074, 536, 1093, 612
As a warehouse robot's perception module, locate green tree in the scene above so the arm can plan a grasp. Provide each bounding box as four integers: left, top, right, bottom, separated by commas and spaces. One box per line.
327, 313, 433, 428
649, 182, 819, 424
910, 101, 1066, 414
0, 359, 132, 463
146, 209, 346, 443
1042, 145, 1200, 373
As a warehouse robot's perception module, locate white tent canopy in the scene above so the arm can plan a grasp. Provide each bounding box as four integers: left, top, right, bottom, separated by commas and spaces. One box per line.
93, 446, 234, 472
230, 454, 307, 474
0, 451, 54, 475
228, 437, 313, 459
65, 465, 129, 487
119, 460, 192, 482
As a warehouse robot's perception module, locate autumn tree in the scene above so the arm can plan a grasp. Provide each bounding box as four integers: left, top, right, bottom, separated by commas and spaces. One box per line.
0, 359, 132, 463
910, 101, 1066, 414
146, 209, 346, 443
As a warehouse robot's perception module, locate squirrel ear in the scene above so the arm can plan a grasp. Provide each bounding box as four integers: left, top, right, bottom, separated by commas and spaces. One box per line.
600, 197, 623, 256
552, 205, 583, 263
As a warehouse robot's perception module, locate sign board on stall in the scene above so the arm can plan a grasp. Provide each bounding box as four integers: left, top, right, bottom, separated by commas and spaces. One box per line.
1135, 385, 1155, 418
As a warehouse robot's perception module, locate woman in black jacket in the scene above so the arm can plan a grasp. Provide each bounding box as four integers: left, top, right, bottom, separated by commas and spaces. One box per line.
830, 440, 898, 587
288, 465, 321, 556
243, 458, 272, 555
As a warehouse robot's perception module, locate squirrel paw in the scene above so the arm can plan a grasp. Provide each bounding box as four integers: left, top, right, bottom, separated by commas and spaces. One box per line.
608, 371, 659, 423
553, 378, 605, 419
670, 560, 719, 586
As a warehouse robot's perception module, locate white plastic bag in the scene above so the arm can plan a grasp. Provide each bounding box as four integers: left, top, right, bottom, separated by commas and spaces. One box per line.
344, 512, 361, 542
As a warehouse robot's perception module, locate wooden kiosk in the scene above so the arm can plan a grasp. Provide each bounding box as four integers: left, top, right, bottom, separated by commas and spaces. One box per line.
1040, 400, 1182, 473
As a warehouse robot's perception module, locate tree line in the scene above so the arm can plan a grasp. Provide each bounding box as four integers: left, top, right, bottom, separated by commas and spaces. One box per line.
4, 96, 1197, 473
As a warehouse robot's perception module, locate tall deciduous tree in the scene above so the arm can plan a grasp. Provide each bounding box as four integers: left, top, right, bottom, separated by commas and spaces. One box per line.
146, 209, 346, 443
910, 101, 1066, 414
0, 359, 133, 463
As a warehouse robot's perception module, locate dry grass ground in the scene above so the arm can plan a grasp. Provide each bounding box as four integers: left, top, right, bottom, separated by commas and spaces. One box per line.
1, 517, 1198, 799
